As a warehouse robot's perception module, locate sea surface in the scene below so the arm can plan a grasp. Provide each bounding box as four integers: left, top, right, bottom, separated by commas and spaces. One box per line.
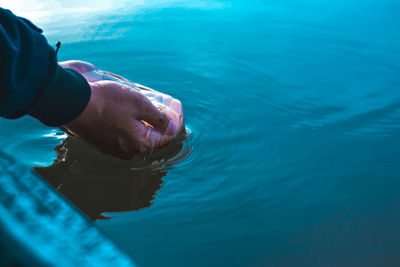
0, 0, 400, 266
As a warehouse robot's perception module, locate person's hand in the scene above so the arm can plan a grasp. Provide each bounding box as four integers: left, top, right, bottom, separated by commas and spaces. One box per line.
59, 60, 184, 159
63, 80, 171, 159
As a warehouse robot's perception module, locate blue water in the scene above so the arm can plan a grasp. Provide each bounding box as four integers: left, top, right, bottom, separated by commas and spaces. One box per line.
1, 0, 400, 266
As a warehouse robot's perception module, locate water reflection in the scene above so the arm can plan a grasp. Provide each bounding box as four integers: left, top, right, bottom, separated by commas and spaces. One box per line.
34, 133, 188, 220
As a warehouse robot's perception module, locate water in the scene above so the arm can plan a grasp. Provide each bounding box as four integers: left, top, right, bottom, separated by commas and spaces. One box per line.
1, 0, 400, 266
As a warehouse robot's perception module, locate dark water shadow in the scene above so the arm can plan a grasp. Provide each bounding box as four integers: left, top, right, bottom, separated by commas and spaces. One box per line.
34, 133, 188, 221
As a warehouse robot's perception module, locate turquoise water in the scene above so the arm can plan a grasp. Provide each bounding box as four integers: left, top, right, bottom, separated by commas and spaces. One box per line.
1, 0, 400, 266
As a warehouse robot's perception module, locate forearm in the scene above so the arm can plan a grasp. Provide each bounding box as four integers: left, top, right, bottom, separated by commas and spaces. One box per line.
0, 8, 90, 126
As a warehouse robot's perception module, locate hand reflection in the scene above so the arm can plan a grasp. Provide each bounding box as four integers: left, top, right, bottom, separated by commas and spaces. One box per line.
34, 133, 188, 221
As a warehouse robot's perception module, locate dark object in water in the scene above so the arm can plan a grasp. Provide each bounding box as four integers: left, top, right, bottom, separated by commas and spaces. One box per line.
34, 131, 189, 220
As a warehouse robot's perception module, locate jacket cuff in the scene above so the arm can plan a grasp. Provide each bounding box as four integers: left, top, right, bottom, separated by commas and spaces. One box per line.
29, 65, 91, 127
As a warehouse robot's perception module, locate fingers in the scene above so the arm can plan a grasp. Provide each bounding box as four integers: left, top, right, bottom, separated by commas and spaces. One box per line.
137, 98, 170, 132
170, 99, 183, 113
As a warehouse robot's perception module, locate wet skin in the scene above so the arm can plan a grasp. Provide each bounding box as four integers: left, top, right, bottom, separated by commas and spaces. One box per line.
59, 60, 184, 159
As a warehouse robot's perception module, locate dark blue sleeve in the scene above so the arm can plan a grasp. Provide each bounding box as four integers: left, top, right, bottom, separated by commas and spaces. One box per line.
0, 8, 91, 126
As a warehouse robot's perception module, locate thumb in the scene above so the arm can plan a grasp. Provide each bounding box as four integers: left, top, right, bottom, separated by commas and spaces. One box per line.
137, 99, 169, 132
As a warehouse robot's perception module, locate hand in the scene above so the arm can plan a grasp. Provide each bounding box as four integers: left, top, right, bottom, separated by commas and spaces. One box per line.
63, 79, 170, 160
60, 60, 184, 159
